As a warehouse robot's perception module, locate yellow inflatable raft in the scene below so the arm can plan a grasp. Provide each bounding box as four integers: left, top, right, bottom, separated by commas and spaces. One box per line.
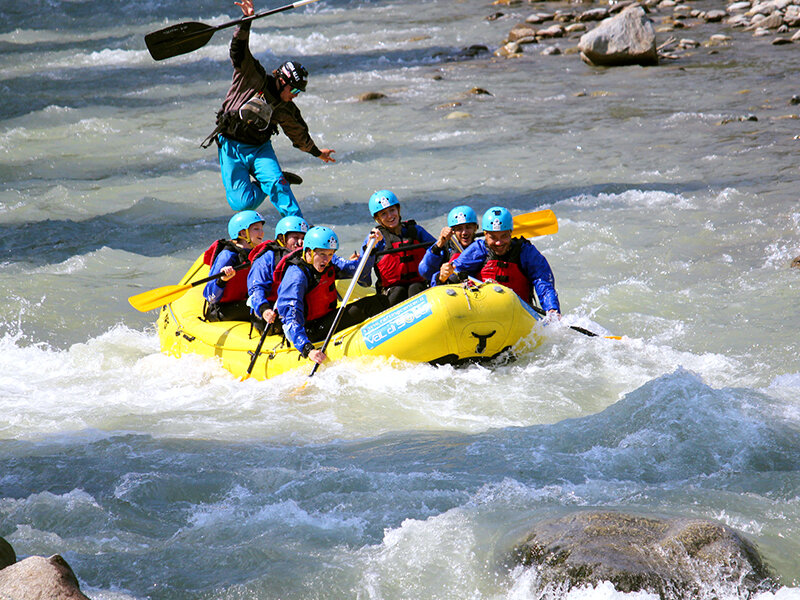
157, 255, 545, 380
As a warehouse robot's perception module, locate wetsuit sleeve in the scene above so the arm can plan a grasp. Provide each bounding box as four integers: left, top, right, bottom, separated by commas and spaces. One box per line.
448, 241, 487, 283
219, 22, 268, 116
521, 244, 560, 312
275, 265, 312, 352
230, 22, 265, 78
246, 251, 276, 315
332, 254, 373, 287
272, 103, 322, 156
204, 249, 238, 303
419, 244, 446, 283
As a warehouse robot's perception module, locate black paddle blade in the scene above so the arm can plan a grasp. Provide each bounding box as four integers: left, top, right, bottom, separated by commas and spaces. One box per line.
282, 171, 303, 185
145, 21, 217, 61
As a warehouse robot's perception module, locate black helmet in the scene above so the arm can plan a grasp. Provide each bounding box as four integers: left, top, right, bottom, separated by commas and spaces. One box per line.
276, 60, 308, 92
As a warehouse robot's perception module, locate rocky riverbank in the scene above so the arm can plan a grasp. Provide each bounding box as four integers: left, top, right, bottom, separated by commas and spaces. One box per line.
490, 0, 800, 60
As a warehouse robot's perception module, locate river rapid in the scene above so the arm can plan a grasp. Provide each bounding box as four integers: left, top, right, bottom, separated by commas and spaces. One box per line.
1, 0, 799, 597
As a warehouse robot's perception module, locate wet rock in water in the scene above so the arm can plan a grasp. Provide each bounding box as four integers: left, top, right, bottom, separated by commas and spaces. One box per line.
537, 24, 565, 38
460, 44, 489, 57
791, 254, 800, 267
703, 9, 728, 21
495, 41, 523, 57
445, 111, 471, 119
727, 13, 751, 26
792, 29, 800, 41
748, 12, 785, 29
566, 22, 588, 33
541, 45, 562, 55
0, 537, 15, 570
609, 0, 635, 14
790, 95, 800, 105
785, 5, 800, 26
357, 92, 386, 101
707, 33, 733, 45
727, 1, 751, 13
717, 113, 759, 124
511, 511, 779, 598
578, 5, 658, 66
0, 555, 92, 600
486, 11, 504, 21
577, 7, 610, 22
772, 36, 793, 44
526, 12, 554, 24
508, 22, 538, 43
468, 87, 493, 96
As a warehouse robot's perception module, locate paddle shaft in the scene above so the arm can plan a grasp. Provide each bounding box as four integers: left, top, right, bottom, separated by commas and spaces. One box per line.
190, 261, 249, 288
205, 0, 321, 36
309, 237, 377, 377
242, 326, 271, 380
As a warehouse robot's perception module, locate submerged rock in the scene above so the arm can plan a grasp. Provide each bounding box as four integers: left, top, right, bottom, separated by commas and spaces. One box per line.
578, 5, 658, 66
357, 92, 387, 102
791, 254, 800, 268
0, 555, 92, 600
511, 511, 778, 599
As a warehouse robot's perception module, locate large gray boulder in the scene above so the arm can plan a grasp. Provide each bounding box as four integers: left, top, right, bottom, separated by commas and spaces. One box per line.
578, 5, 658, 66
0, 537, 14, 570
511, 511, 778, 598
0, 555, 92, 600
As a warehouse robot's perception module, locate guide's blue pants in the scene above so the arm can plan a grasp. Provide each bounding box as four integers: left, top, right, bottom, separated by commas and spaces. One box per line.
217, 135, 303, 218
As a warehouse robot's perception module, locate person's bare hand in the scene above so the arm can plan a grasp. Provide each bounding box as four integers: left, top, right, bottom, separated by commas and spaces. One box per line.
308, 349, 327, 364
234, 0, 254, 17
438, 263, 455, 283
220, 266, 235, 281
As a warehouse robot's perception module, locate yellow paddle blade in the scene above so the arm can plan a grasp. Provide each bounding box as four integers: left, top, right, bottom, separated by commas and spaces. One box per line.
513, 209, 558, 238
128, 283, 192, 312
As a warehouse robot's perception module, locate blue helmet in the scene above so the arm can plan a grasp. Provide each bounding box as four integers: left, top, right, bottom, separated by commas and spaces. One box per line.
482, 206, 513, 232
275, 216, 309, 238
303, 226, 339, 251
447, 205, 478, 227
369, 190, 400, 216
228, 210, 265, 240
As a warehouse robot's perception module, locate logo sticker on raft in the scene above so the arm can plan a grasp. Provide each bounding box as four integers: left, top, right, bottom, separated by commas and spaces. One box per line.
361, 295, 433, 349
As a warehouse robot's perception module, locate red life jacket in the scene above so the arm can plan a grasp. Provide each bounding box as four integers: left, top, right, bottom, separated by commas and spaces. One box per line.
203, 239, 251, 304
479, 238, 532, 303
273, 250, 338, 322
248, 240, 292, 304
248, 239, 286, 263
374, 220, 427, 288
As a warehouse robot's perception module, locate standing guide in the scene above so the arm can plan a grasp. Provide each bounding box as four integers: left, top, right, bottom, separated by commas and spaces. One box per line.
202, 0, 336, 218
